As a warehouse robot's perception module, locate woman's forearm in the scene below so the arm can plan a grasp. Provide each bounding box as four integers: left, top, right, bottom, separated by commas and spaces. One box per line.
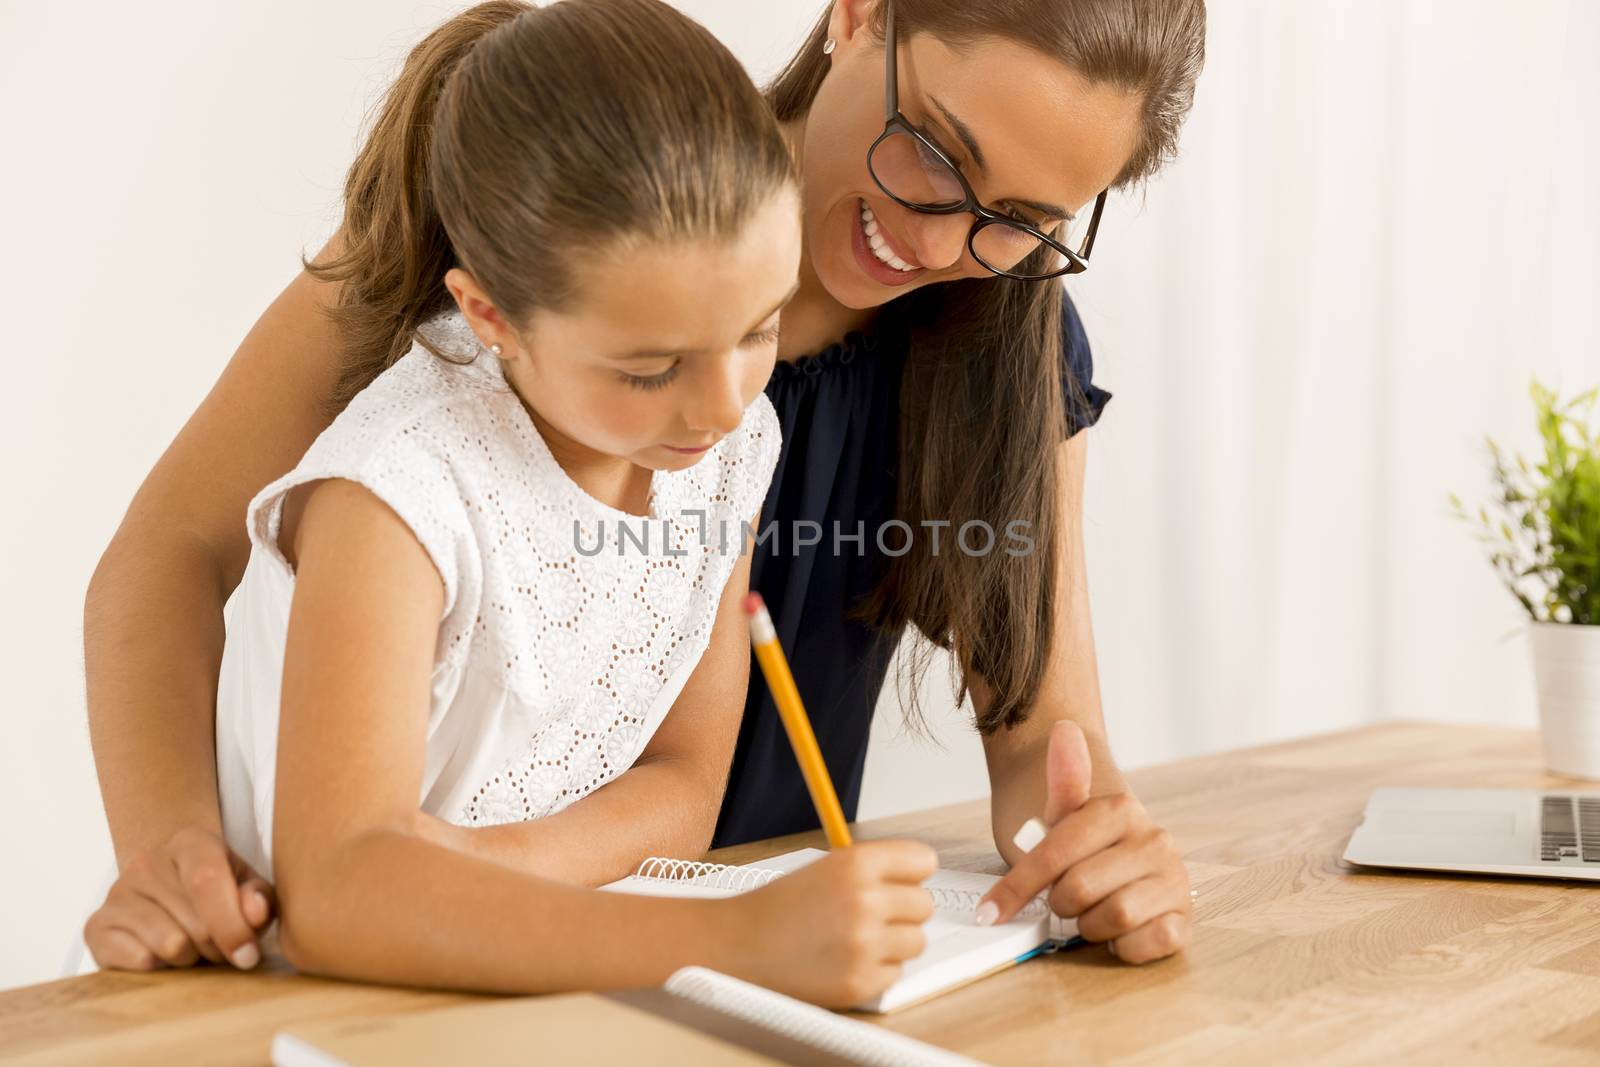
277, 823, 738, 993
84, 526, 231, 866
420, 754, 723, 886
83, 251, 348, 870
981, 432, 1132, 863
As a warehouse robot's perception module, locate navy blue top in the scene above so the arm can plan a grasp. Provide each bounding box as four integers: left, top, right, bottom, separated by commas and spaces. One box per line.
712, 287, 1111, 846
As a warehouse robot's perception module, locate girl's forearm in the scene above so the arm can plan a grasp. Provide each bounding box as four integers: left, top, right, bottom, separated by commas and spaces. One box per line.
277, 824, 743, 993
420, 755, 723, 886
84, 529, 230, 866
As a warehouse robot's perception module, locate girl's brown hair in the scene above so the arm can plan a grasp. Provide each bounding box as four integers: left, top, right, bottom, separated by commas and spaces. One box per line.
308, 0, 794, 410
769, 0, 1206, 733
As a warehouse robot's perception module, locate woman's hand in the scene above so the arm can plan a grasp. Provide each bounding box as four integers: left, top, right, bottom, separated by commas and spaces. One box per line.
979, 722, 1192, 964
729, 840, 938, 1007
84, 827, 275, 971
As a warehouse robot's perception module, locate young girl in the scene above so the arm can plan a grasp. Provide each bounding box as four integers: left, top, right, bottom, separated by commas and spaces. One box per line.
88, 0, 938, 1006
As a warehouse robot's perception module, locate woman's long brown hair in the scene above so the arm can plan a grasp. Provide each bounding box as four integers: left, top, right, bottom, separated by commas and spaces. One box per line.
306, 0, 794, 411
769, 0, 1206, 733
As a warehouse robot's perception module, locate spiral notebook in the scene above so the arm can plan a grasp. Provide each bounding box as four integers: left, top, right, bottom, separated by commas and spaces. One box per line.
601, 848, 1075, 1013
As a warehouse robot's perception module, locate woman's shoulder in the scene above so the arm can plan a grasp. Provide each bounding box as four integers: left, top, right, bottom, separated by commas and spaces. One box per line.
1057, 284, 1111, 435
1058, 284, 1094, 379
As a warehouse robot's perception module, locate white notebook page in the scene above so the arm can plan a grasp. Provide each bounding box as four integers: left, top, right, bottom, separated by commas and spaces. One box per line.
602, 848, 1072, 1013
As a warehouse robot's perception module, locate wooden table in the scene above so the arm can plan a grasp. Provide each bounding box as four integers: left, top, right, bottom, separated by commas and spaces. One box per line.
4, 722, 1598, 1066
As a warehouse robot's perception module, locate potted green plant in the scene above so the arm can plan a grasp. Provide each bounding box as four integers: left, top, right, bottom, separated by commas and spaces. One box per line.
1452, 381, 1600, 777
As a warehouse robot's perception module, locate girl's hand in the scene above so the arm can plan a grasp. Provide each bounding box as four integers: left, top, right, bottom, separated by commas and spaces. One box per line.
729, 840, 938, 1007
979, 722, 1192, 964
84, 827, 276, 971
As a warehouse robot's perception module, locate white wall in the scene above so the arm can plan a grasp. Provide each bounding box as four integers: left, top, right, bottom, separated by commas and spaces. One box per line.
2, 0, 1595, 991
870, 0, 1600, 807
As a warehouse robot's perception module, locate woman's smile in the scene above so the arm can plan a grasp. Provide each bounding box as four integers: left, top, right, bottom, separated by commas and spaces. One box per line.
850, 197, 926, 286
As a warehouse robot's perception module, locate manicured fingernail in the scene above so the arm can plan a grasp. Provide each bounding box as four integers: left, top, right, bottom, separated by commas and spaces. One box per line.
975, 900, 1000, 927
231, 943, 260, 970
1012, 817, 1047, 853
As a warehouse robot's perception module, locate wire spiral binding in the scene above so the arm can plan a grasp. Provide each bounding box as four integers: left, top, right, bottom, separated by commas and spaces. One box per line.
633, 857, 788, 892
632, 857, 1053, 922
924, 885, 1051, 920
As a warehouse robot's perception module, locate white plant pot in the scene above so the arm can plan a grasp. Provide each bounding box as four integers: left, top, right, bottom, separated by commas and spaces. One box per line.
1529, 620, 1600, 779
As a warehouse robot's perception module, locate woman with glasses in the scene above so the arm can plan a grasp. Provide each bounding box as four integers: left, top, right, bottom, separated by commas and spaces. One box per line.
84, 0, 1206, 973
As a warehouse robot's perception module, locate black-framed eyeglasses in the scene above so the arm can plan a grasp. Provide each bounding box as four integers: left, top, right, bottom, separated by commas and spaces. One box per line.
866, 0, 1107, 280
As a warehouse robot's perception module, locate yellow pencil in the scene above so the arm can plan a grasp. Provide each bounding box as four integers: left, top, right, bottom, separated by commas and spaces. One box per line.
743, 592, 853, 849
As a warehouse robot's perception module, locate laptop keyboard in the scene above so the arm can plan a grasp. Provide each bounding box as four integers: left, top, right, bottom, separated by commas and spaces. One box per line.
1540, 795, 1600, 863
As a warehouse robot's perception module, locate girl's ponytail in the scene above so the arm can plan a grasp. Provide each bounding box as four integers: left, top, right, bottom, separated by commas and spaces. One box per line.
305, 1, 531, 412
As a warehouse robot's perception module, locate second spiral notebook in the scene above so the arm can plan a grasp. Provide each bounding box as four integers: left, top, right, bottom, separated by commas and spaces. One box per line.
600, 848, 1077, 1013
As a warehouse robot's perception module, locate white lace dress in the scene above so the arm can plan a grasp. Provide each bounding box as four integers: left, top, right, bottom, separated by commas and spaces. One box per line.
214, 310, 781, 880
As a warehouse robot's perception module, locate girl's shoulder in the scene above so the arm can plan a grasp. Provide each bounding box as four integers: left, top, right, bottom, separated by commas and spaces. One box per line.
718, 390, 781, 484
660, 392, 781, 524
245, 311, 520, 620
309, 311, 516, 469
344, 311, 506, 421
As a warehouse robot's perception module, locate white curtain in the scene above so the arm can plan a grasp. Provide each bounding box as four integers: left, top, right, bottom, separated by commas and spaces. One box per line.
861, 0, 1600, 814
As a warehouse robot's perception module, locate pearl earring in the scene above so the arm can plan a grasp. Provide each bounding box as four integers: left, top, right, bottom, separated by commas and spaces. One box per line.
822, 38, 836, 55
489, 343, 503, 357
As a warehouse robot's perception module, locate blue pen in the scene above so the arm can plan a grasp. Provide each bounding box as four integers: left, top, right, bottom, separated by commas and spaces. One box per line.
1014, 934, 1087, 965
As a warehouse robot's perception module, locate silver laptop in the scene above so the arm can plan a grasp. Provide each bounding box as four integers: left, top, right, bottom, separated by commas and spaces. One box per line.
1343, 788, 1600, 880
